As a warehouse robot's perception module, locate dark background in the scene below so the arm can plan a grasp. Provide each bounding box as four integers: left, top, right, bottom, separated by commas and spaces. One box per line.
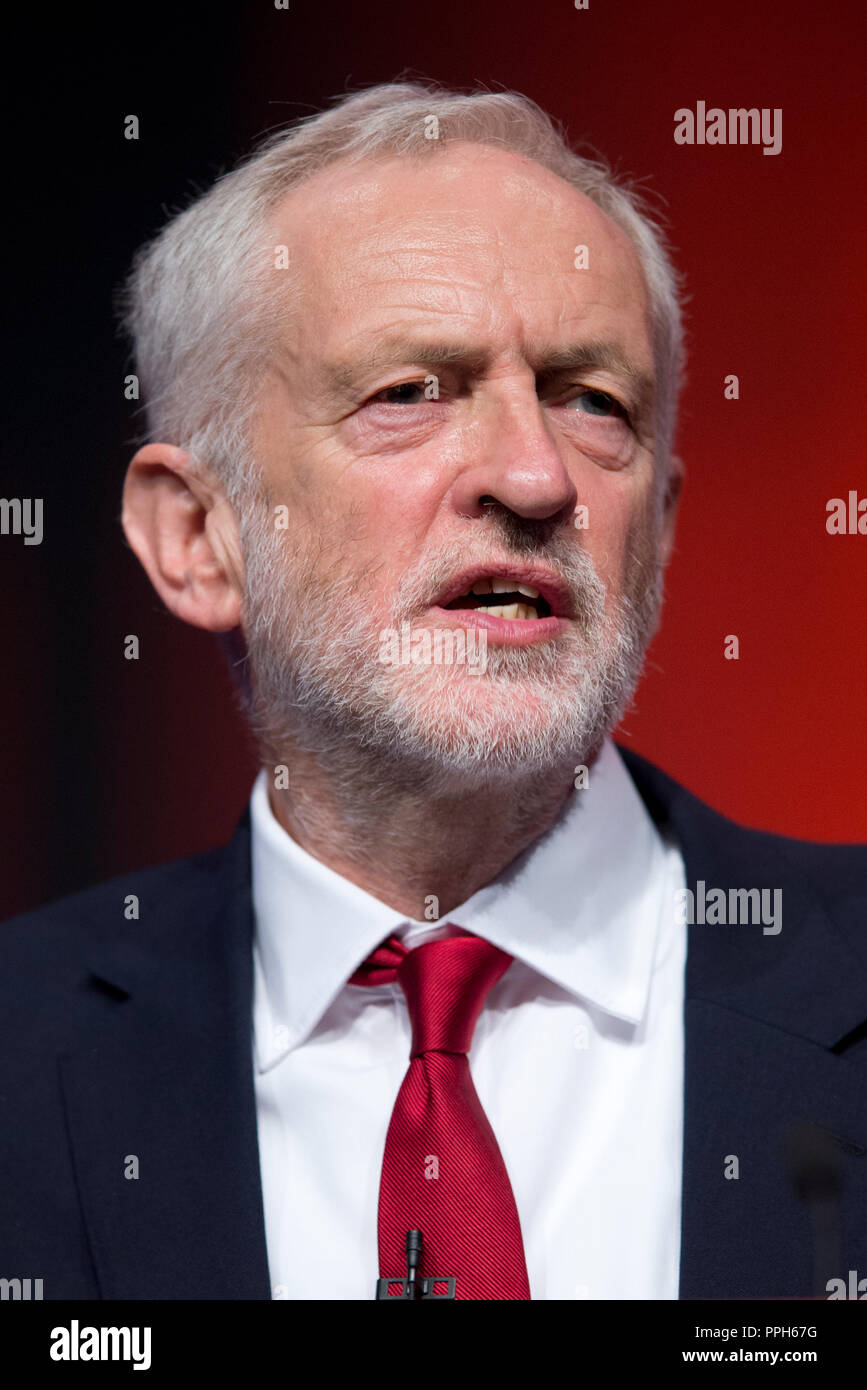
2, 0, 865, 920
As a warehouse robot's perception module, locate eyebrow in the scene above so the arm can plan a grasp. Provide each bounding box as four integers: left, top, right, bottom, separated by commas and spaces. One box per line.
323, 337, 655, 415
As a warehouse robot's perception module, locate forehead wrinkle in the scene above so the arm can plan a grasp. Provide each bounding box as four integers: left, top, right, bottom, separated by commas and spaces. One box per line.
274, 146, 645, 295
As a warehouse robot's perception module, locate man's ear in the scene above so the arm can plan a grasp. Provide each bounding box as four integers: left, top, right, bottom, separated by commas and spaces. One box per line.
121, 443, 245, 632
659, 454, 684, 566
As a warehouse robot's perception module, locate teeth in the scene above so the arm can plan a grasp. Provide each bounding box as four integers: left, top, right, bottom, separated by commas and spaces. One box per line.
468, 578, 541, 598
479, 602, 538, 620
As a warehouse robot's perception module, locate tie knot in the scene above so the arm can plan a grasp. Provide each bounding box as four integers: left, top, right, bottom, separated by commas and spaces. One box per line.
352, 933, 513, 1057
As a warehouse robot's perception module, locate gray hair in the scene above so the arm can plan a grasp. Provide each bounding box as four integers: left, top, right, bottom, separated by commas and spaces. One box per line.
120, 80, 686, 506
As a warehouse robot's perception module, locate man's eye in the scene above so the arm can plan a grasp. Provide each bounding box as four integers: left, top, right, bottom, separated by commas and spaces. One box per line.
369, 381, 427, 405
564, 388, 628, 420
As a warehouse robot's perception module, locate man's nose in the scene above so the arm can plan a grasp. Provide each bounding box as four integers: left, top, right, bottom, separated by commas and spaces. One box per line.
449, 388, 578, 522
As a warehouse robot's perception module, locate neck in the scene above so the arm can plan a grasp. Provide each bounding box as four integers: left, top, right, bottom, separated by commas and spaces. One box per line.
264, 739, 587, 919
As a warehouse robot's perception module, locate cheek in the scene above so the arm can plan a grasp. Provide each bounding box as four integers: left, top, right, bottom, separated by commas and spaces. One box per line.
319, 450, 453, 557
573, 476, 649, 590
291, 473, 435, 591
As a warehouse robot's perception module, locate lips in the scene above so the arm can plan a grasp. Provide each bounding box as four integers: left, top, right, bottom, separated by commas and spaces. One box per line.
432, 565, 572, 622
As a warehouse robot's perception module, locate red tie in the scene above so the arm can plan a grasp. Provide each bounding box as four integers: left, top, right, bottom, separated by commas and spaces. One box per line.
350, 932, 532, 1300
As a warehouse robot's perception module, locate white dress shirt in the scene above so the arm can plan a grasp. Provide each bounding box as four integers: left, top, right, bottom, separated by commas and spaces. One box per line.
250, 738, 687, 1300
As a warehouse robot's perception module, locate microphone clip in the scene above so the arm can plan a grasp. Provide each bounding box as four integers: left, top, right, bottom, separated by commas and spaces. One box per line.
375, 1229, 457, 1300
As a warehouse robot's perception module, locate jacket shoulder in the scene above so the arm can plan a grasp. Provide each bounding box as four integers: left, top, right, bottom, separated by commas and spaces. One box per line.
617, 744, 867, 887
0, 838, 237, 975
619, 750, 861, 845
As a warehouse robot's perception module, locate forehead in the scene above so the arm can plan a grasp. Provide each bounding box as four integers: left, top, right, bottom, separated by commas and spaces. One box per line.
266, 142, 653, 364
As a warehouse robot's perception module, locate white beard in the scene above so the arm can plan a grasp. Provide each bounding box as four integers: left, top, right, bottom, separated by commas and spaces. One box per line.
236, 499, 664, 796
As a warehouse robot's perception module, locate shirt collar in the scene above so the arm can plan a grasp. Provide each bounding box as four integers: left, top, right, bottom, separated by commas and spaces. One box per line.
251, 738, 671, 1072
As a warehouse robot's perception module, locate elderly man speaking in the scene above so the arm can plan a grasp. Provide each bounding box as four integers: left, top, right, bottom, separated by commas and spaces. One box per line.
2, 81, 865, 1303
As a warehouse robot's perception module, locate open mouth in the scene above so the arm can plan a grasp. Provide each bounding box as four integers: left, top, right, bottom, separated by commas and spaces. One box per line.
442, 578, 552, 622
432, 566, 570, 625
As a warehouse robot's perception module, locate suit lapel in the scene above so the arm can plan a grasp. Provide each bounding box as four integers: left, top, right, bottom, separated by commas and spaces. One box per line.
58, 751, 867, 1301
621, 749, 867, 1299
60, 814, 272, 1299
679, 998, 867, 1298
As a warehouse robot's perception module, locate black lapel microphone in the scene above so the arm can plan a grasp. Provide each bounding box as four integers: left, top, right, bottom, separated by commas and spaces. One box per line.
784, 1119, 842, 1298
375, 1230, 457, 1300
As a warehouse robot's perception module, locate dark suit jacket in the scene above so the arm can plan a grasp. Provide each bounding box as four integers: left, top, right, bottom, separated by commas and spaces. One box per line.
1, 750, 865, 1300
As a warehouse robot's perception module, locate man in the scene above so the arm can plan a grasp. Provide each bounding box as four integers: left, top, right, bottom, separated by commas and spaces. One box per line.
2, 81, 865, 1302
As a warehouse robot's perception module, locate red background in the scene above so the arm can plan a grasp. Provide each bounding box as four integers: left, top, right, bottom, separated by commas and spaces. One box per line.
1, 0, 864, 920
